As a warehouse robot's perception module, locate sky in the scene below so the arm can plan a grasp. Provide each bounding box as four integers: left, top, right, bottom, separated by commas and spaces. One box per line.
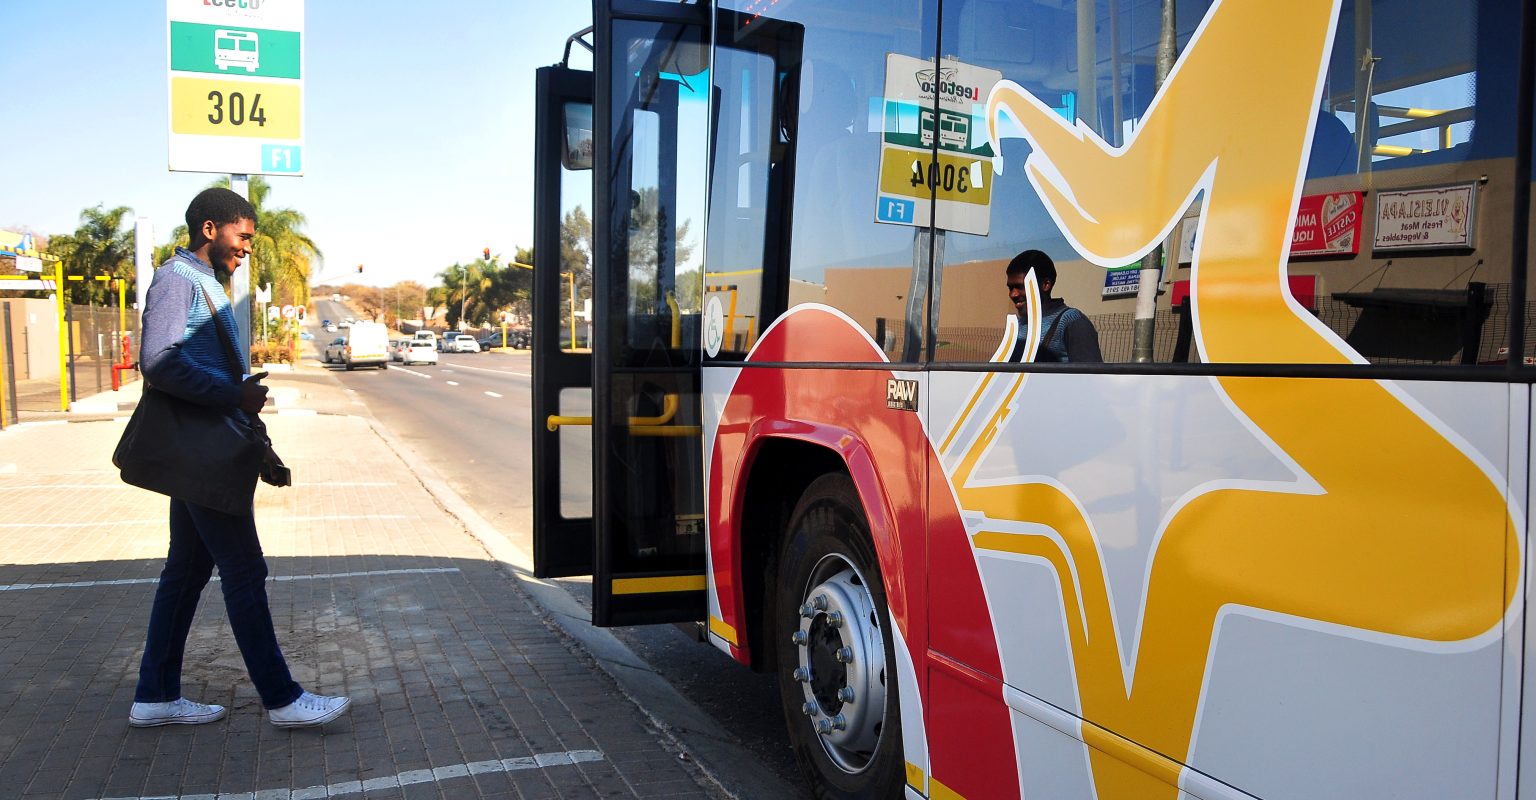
0, 1, 594, 288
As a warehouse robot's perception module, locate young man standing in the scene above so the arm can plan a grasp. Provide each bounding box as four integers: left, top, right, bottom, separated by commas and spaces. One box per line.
129, 187, 350, 729
1006, 249, 1103, 363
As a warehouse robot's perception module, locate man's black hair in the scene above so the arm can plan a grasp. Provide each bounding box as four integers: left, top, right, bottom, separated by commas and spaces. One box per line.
1006, 249, 1056, 284
185, 188, 256, 246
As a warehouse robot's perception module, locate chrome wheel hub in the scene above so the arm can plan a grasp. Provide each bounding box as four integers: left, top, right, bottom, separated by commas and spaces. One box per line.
790, 554, 887, 773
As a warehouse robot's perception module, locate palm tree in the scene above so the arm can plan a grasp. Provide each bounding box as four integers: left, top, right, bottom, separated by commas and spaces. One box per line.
52, 205, 135, 305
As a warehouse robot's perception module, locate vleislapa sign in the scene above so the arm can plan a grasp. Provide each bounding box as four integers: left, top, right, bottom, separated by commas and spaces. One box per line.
167, 0, 304, 175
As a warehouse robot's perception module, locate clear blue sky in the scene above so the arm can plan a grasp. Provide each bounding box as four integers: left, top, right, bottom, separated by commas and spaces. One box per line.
0, 1, 593, 288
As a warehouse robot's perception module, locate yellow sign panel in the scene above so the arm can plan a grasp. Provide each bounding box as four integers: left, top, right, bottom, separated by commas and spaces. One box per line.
878, 148, 993, 207
170, 77, 300, 139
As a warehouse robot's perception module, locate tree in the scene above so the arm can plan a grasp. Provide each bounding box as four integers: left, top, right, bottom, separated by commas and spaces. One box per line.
626, 187, 697, 313
52, 205, 135, 305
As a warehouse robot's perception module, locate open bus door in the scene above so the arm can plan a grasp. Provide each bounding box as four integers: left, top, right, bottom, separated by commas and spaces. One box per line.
533, 7, 710, 627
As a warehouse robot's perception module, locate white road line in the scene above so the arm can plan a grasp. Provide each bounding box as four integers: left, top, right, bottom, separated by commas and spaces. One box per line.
484, 391, 503, 398
89, 749, 604, 800
391, 366, 433, 379
438, 361, 531, 379
0, 514, 410, 529
446, 380, 460, 386
0, 567, 462, 593
0, 484, 134, 490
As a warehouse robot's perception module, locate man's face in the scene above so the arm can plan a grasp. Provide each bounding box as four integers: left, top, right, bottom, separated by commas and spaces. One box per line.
1006, 274, 1052, 313
201, 217, 255, 274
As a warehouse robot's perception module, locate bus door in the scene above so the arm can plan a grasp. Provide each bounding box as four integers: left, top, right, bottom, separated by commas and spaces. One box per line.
532, 62, 596, 579
534, 5, 711, 627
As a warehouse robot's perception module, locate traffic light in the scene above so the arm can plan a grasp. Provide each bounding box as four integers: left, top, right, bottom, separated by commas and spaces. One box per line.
483, 247, 491, 261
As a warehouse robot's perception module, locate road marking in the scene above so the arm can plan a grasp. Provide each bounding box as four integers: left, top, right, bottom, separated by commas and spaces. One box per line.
0, 514, 410, 529
1, 567, 462, 593
439, 361, 531, 379
484, 391, 503, 398
392, 366, 433, 379
446, 380, 460, 386
0, 484, 135, 490
88, 749, 604, 800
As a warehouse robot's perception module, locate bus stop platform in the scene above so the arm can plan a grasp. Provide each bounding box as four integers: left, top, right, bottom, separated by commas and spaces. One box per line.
0, 372, 723, 799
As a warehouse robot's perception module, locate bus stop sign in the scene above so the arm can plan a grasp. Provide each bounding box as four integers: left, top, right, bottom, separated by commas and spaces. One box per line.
166, 0, 305, 175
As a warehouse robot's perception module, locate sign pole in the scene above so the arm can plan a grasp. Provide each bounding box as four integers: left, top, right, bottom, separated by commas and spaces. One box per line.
230, 173, 252, 368
55, 260, 69, 411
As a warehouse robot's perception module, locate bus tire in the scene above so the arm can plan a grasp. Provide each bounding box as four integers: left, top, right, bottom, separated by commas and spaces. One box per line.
773, 473, 902, 799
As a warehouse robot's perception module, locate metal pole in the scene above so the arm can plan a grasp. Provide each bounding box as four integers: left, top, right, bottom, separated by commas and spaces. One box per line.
56, 261, 70, 409
229, 174, 252, 371
1130, 0, 1178, 363
1, 302, 13, 428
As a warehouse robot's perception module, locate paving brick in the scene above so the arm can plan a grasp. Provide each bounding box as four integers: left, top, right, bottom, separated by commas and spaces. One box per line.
0, 374, 725, 800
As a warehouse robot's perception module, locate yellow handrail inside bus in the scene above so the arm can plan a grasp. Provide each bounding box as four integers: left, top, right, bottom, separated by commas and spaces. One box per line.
546, 393, 681, 431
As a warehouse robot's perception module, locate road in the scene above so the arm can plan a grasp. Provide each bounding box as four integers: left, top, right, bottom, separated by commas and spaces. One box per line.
305, 301, 805, 796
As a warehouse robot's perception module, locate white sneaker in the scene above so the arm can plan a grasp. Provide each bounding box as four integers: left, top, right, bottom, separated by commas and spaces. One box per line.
129, 698, 227, 727
268, 691, 351, 728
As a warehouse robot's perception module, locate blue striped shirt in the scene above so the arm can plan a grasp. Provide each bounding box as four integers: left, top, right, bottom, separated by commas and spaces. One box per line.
139, 248, 246, 410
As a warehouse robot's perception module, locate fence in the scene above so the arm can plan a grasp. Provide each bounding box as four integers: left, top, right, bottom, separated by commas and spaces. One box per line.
940, 283, 1517, 367
0, 301, 140, 423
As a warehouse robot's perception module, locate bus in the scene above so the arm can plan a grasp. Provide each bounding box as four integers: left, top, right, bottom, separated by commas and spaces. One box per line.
531, 0, 1535, 797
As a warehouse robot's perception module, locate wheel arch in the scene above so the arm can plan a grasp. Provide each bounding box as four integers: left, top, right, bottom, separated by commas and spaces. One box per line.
733, 426, 904, 673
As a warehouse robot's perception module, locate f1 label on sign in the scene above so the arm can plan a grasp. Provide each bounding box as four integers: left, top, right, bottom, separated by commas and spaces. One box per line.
886, 379, 919, 412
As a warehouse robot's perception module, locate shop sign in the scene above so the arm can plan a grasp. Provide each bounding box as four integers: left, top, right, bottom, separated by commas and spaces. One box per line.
1292, 191, 1364, 257
1374, 183, 1477, 251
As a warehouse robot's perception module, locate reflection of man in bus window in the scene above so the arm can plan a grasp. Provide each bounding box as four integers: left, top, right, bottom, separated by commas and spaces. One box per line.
1006, 250, 1102, 363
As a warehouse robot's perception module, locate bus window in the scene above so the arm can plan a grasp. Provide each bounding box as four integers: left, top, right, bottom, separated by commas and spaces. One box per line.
709, 0, 937, 363
933, 0, 1523, 368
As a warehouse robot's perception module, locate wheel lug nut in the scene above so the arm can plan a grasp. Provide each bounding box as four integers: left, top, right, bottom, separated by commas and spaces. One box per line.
799, 603, 816, 619
838, 687, 855, 703
835, 646, 854, 663
790, 630, 808, 646
801, 702, 817, 717
816, 714, 848, 735
811, 595, 828, 611
792, 666, 811, 683
826, 611, 844, 629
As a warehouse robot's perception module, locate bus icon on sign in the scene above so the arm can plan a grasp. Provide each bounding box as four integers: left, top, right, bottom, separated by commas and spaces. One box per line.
214, 30, 259, 73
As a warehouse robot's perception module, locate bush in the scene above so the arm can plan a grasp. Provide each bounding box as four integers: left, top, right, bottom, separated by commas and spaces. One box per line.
250, 340, 296, 366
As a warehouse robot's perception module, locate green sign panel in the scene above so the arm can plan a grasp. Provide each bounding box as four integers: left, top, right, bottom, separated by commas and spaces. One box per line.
170, 21, 300, 80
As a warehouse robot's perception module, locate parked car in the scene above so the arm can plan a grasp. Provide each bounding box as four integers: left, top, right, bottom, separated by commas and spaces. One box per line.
476, 329, 529, 350
322, 336, 347, 364
299, 331, 315, 341
399, 340, 438, 366
448, 334, 480, 353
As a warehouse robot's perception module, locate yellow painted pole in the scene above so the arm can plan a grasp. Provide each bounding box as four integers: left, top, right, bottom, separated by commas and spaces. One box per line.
566, 271, 577, 349
118, 278, 128, 364
55, 261, 68, 411
0, 300, 8, 428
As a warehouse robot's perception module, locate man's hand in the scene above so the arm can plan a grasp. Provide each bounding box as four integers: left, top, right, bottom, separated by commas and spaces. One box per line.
239, 379, 269, 414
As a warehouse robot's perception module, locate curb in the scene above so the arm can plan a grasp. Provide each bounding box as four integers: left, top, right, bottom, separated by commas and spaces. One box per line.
358, 416, 800, 800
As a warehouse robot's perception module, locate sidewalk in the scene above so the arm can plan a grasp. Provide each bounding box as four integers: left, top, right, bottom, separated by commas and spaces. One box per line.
0, 360, 722, 800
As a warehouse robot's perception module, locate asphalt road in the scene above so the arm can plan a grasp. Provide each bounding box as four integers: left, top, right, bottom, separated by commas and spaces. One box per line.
304, 303, 806, 797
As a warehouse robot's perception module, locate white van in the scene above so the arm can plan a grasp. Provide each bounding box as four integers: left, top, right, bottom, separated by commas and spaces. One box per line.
344, 321, 389, 370
412, 330, 438, 348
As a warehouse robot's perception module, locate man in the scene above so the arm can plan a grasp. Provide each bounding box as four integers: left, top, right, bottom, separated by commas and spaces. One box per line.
1006, 249, 1102, 363
129, 187, 351, 729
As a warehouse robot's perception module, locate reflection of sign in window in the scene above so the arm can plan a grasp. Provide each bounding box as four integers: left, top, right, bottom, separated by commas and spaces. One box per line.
1374, 184, 1477, 251
214, 29, 260, 73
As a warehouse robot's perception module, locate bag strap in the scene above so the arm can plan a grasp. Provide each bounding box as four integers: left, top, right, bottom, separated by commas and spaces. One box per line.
198, 283, 245, 381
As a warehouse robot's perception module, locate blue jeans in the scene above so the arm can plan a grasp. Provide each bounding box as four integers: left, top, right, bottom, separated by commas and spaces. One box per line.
135, 499, 303, 710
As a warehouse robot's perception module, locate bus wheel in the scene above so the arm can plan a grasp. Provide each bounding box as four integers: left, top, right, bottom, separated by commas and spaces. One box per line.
774, 474, 902, 799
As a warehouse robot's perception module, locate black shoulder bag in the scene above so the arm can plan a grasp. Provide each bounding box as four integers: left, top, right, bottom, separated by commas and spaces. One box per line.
113, 285, 290, 514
